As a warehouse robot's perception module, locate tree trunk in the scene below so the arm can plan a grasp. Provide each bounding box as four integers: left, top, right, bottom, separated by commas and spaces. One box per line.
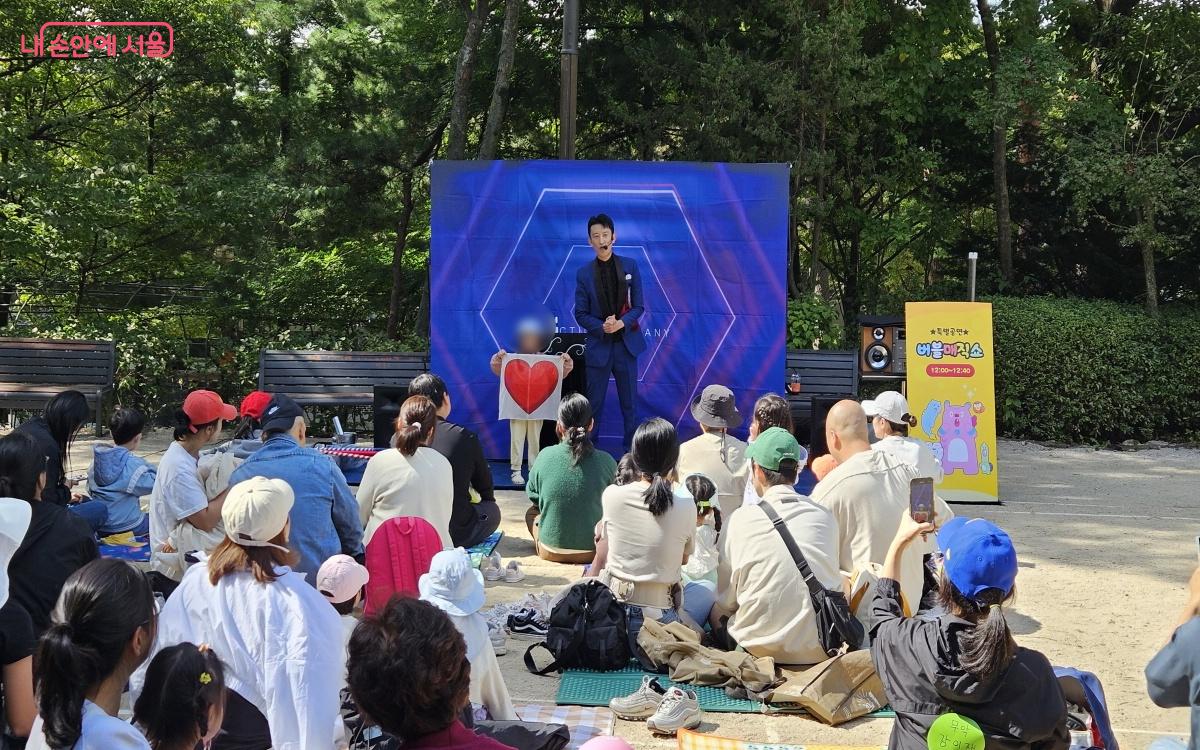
808, 113, 828, 290
976, 0, 1014, 284
477, 0, 519, 160
387, 172, 416, 339
1137, 203, 1159, 317
447, 0, 490, 160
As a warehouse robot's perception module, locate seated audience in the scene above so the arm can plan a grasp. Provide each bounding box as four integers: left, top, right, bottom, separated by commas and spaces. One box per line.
16, 390, 108, 532
677, 385, 748, 516
149, 390, 236, 581
315, 553, 370, 695
711, 428, 841, 665
811, 400, 941, 612
232, 390, 272, 442
863, 391, 943, 482
0, 432, 98, 634
357, 395, 454, 548
871, 515, 1068, 750
408, 373, 501, 549
132, 643, 227, 750
740, 393, 800, 508
28, 559, 156, 750
133, 476, 344, 749
0, 498, 35, 743
88, 406, 155, 537
419, 549, 516, 721
1146, 566, 1200, 750
680, 474, 720, 627
228, 394, 363, 581
594, 419, 695, 658
525, 393, 616, 564
347, 597, 512, 750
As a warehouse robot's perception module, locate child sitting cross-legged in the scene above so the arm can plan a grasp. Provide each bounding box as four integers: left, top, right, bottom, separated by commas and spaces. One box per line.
88, 407, 155, 538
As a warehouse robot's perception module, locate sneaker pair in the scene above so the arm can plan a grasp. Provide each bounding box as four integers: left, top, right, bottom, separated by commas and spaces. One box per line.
481, 553, 526, 583
506, 608, 549, 640
609, 676, 701, 735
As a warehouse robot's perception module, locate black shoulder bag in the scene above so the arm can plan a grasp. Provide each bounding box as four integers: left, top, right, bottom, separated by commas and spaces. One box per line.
759, 501, 865, 656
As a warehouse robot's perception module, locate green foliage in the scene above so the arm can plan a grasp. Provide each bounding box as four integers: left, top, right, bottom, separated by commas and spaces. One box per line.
992, 296, 1200, 443
786, 296, 845, 350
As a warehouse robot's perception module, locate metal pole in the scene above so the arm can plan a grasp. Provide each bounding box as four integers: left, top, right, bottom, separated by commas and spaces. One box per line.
558, 0, 579, 159
968, 251, 978, 302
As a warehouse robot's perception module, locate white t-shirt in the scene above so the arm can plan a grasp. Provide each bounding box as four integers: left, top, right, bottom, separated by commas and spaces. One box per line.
356, 447, 454, 548
149, 441, 209, 551
27, 700, 150, 750
600, 482, 696, 588
872, 435, 944, 483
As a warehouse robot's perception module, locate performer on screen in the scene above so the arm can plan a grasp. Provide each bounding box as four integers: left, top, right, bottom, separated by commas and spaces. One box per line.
574, 213, 647, 451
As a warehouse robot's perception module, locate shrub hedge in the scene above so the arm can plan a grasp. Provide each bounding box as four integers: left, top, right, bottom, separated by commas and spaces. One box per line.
991, 296, 1200, 444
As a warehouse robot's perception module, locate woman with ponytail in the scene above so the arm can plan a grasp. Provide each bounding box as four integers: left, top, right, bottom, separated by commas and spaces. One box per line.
871, 515, 1068, 750
0, 432, 98, 635
133, 643, 226, 750
28, 559, 156, 750
524, 393, 616, 564
863, 391, 944, 483
357, 395, 454, 547
595, 418, 696, 663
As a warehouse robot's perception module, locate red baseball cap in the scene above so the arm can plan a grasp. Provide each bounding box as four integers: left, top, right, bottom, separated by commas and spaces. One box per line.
239, 391, 273, 420
182, 390, 237, 432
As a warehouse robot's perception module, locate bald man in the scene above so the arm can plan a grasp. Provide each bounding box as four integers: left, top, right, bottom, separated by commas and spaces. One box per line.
811, 400, 951, 617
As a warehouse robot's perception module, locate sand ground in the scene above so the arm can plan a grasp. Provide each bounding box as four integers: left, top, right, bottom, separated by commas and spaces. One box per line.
56, 433, 1200, 749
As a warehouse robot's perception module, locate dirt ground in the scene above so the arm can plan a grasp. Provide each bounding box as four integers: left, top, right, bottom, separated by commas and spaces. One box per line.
57, 434, 1200, 749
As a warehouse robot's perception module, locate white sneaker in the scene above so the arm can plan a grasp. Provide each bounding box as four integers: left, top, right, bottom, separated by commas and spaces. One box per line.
646, 686, 702, 735
510, 470, 526, 485
504, 560, 526, 583
488, 620, 508, 656
482, 552, 504, 582
609, 676, 667, 720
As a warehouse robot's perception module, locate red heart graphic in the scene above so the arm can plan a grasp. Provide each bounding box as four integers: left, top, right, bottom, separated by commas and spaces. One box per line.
503, 359, 559, 414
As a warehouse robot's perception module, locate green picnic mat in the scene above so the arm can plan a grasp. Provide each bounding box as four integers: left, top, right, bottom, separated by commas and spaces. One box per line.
556, 664, 896, 718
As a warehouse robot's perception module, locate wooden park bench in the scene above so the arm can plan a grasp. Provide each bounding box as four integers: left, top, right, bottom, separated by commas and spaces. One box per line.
785, 348, 861, 451
257, 350, 430, 408
0, 337, 115, 435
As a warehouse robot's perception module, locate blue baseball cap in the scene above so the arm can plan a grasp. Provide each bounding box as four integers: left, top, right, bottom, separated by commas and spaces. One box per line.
937, 518, 1018, 601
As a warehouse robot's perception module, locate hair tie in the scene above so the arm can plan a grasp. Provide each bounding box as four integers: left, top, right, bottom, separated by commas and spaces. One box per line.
410, 422, 421, 428
989, 603, 1001, 612
199, 671, 212, 685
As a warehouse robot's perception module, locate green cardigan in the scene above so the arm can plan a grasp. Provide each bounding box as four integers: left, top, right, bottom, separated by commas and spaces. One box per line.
526, 442, 616, 551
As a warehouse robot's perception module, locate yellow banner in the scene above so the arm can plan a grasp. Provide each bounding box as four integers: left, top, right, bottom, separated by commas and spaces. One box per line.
904, 302, 998, 503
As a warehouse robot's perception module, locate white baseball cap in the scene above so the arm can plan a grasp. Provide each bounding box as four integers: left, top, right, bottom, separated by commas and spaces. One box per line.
316, 554, 370, 604
222, 476, 294, 552
419, 548, 485, 617
0, 499, 31, 607
862, 391, 909, 424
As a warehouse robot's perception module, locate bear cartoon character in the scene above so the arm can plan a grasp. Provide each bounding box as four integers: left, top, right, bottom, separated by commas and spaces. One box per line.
937, 401, 979, 475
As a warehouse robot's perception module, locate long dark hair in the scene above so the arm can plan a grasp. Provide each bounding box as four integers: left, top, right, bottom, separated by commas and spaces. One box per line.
630, 418, 679, 517
0, 431, 44, 502
882, 413, 918, 437
753, 393, 793, 434
557, 393, 593, 466
44, 390, 89, 475
171, 409, 218, 442
394, 396, 437, 456
133, 643, 226, 750
614, 454, 637, 486
938, 575, 1016, 679
36, 559, 156, 749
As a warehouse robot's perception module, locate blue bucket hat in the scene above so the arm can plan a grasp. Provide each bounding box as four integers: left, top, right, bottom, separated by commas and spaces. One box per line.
937, 518, 1018, 602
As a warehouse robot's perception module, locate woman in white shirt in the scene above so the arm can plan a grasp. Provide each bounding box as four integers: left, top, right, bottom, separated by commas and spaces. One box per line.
864, 391, 944, 483
29, 559, 156, 750
357, 396, 454, 548
593, 418, 695, 668
131, 477, 344, 750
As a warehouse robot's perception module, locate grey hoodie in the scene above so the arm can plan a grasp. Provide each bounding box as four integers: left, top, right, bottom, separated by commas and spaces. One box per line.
870, 577, 1069, 750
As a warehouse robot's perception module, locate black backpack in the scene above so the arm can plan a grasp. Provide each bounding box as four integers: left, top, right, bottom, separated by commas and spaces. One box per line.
524, 579, 631, 674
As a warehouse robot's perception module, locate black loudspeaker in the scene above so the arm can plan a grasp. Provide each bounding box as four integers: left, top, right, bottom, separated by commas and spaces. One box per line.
372, 385, 409, 449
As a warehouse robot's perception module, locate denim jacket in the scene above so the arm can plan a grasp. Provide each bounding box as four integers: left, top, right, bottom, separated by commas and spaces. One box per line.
228, 434, 363, 582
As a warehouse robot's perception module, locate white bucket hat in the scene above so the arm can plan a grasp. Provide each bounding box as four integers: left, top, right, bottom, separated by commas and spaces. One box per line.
419, 548, 485, 617
0, 499, 32, 607
862, 391, 909, 425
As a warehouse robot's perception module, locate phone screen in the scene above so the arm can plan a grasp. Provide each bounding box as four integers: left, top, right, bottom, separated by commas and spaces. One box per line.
910, 478, 935, 523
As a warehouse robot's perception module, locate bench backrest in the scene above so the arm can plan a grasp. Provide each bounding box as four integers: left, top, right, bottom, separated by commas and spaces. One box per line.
0, 338, 115, 386
785, 348, 860, 405
258, 350, 430, 398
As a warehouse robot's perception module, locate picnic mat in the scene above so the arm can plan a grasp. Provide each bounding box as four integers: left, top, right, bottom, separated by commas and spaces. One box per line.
515, 703, 614, 750
677, 728, 883, 750
557, 665, 896, 718
99, 532, 151, 563
467, 531, 504, 568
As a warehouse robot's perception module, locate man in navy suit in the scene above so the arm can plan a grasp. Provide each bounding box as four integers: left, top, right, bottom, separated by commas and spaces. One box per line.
574, 213, 647, 451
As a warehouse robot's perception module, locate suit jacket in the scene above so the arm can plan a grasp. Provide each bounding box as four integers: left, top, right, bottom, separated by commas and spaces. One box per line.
573, 254, 648, 360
